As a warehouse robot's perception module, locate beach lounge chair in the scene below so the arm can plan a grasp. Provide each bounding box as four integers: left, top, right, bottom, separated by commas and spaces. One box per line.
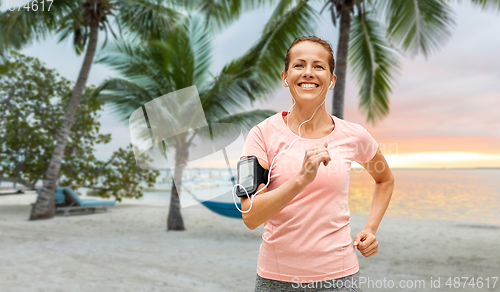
36, 187, 116, 216
36, 187, 66, 206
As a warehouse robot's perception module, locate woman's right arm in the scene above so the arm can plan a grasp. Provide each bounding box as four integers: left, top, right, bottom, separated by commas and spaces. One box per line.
240, 143, 330, 230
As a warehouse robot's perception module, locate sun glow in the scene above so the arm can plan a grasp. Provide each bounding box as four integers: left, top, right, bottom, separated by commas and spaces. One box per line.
352, 152, 500, 169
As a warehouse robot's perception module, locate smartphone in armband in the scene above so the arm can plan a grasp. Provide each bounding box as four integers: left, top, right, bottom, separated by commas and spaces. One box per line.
236, 156, 269, 197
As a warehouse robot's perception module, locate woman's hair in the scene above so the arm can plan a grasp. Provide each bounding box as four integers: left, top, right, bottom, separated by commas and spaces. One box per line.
284, 36, 335, 75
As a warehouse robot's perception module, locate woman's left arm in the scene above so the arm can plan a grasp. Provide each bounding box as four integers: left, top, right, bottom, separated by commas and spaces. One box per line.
353, 148, 395, 257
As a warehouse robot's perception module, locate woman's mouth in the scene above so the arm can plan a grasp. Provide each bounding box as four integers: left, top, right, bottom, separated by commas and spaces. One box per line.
298, 82, 319, 90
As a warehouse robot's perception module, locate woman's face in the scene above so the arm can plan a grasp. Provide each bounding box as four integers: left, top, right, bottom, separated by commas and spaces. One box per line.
281, 41, 336, 106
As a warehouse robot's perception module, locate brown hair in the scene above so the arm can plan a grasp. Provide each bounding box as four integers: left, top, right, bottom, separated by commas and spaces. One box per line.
284, 36, 335, 75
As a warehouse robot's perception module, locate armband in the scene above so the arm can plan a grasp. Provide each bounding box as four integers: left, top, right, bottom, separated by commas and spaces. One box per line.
236, 156, 269, 197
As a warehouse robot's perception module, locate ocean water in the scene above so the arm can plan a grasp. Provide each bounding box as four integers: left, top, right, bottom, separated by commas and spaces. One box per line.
350, 169, 500, 225
139, 169, 500, 225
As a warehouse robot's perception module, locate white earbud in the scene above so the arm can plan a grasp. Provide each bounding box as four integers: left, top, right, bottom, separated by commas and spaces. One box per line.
285, 79, 289, 87
329, 81, 333, 89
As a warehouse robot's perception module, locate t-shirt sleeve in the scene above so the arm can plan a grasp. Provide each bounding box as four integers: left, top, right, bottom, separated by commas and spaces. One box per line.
240, 126, 269, 164
353, 125, 378, 164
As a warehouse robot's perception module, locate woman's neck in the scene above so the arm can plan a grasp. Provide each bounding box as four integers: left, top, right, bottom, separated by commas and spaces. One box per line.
285, 106, 333, 138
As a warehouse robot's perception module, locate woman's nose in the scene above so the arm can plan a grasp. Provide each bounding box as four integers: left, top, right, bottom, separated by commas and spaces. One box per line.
303, 65, 314, 77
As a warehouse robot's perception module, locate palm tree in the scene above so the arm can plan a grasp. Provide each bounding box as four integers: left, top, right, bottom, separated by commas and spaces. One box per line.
0, 0, 181, 220
319, 0, 499, 124
92, 1, 318, 230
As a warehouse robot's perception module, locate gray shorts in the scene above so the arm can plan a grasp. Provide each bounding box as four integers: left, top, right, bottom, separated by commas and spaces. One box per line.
254, 271, 363, 292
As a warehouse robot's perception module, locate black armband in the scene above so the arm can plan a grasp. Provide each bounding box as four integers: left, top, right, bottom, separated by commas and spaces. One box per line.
236, 156, 269, 197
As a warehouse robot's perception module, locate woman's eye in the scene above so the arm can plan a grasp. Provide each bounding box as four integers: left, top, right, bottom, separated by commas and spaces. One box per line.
293, 64, 324, 69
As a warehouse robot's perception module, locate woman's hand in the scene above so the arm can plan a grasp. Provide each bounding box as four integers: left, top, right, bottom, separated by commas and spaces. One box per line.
353, 230, 378, 257
297, 143, 331, 185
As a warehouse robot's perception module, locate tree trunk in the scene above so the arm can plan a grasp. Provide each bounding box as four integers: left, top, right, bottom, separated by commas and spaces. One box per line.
29, 21, 99, 220
332, 0, 354, 120
167, 143, 189, 231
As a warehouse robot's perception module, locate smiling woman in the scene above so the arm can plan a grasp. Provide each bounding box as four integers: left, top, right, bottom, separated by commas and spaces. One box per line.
237, 36, 395, 292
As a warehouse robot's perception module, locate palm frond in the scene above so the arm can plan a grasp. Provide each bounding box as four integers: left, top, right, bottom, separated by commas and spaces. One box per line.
211, 109, 276, 133
95, 39, 168, 94
468, 0, 500, 10
56, 4, 87, 55
94, 14, 213, 127
150, 17, 197, 90
0, 0, 77, 54
186, 0, 280, 33
90, 77, 155, 122
187, 14, 212, 89
193, 109, 276, 145
97, 15, 211, 94
116, 0, 182, 42
198, 0, 244, 32
383, 0, 455, 57
349, 13, 401, 124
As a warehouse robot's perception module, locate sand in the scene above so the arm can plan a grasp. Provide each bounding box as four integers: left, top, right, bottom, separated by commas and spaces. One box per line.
1, 192, 499, 292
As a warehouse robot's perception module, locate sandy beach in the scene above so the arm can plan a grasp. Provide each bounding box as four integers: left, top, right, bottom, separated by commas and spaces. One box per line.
1, 192, 499, 292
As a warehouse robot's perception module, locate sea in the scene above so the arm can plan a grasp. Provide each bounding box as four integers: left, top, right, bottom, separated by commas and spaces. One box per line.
141, 168, 500, 226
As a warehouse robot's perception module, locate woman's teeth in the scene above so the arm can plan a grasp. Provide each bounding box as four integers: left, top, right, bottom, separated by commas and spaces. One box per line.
300, 83, 317, 88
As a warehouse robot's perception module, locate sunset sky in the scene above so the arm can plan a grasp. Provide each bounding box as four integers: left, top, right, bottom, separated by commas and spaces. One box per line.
20, 2, 500, 169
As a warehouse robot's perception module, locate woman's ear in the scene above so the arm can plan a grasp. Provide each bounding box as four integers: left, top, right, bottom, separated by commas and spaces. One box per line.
329, 74, 337, 90
281, 71, 288, 87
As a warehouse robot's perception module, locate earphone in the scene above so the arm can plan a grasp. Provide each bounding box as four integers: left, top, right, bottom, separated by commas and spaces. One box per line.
284, 79, 334, 89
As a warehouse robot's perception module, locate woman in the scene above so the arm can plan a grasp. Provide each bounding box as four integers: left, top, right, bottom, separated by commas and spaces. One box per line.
239, 36, 394, 292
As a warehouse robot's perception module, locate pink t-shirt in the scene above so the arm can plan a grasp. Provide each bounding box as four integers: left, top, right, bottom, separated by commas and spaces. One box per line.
240, 112, 378, 283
